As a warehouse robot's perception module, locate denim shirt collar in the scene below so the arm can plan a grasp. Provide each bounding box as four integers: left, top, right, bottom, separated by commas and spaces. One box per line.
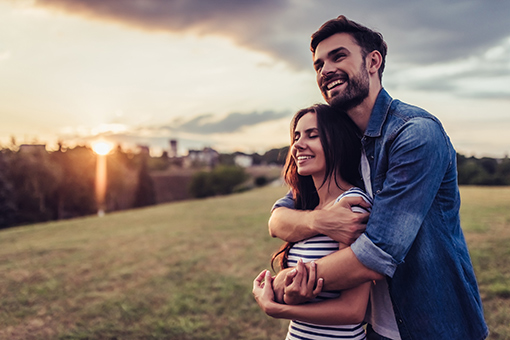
364, 88, 393, 138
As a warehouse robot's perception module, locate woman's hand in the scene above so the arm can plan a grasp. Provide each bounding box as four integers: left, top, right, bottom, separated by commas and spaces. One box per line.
252, 270, 279, 316
283, 259, 323, 305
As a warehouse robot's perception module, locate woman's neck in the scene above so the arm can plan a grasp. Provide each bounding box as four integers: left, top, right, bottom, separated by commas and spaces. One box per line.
313, 174, 353, 210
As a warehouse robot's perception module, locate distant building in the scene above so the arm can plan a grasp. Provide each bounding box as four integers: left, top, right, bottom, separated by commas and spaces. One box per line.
137, 145, 150, 156
185, 147, 219, 168
19, 144, 47, 155
234, 154, 253, 168
169, 139, 178, 158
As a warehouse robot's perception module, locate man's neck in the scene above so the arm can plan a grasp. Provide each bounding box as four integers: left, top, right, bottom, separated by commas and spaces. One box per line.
347, 83, 382, 134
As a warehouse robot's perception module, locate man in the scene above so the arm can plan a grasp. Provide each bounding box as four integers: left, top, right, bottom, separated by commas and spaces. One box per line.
264, 15, 488, 339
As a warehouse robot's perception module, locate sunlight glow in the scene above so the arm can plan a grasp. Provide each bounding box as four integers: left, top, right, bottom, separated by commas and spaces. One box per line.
92, 141, 113, 155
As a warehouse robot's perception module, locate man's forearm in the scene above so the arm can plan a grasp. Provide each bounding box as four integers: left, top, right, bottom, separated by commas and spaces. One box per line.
315, 247, 384, 291
268, 207, 318, 242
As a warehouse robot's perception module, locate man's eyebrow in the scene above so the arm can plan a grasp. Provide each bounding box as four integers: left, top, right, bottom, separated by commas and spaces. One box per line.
327, 47, 349, 58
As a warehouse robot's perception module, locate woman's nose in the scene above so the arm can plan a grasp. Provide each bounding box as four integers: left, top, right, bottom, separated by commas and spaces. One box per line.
293, 138, 306, 150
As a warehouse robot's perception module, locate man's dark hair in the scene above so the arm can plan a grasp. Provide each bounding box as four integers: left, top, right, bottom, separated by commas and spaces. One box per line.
311, 15, 387, 81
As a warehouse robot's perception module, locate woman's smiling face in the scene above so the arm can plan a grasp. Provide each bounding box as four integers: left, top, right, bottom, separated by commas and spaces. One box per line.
291, 111, 326, 180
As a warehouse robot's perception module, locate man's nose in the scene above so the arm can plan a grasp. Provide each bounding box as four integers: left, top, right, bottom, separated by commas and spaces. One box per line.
321, 60, 336, 77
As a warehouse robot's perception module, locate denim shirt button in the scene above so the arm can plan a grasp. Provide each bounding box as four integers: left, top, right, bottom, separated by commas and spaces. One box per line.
398, 319, 403, 323
370, 155, 374, 160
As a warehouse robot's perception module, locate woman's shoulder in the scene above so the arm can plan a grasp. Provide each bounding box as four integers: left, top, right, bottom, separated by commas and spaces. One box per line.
335, 187, 373, 212
336, 187, 371, 202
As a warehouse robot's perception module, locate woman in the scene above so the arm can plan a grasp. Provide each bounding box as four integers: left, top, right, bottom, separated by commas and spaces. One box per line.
253, 104, 372, 340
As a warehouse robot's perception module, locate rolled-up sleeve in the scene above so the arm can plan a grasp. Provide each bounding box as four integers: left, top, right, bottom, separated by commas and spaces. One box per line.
351, 234, 398, 277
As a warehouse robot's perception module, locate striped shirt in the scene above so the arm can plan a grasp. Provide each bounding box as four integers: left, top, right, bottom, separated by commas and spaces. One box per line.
285, 187, 372, 340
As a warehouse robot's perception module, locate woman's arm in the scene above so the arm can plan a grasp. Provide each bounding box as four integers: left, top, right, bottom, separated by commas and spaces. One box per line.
253, 270, 370, 325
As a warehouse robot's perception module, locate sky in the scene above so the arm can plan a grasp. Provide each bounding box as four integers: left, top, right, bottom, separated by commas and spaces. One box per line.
1, 0, 509, 157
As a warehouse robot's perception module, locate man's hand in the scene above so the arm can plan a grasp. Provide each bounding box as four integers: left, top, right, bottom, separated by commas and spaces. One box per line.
283, 259, 323, 305
312, 196, 369, 244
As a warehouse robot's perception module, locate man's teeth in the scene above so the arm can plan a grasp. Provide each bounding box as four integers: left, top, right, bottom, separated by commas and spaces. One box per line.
327, 79, 345, 90
298, 156, 313, 160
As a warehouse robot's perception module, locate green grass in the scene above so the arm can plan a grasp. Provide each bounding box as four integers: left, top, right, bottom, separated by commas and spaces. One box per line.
460, 186, 510, 339
1, 185, 509, 339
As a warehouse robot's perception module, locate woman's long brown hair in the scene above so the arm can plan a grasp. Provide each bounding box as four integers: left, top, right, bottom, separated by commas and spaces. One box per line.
271, 104, 362, 272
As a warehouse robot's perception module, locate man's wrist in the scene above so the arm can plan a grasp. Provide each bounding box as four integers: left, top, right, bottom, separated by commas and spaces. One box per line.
307, 210, 319, 234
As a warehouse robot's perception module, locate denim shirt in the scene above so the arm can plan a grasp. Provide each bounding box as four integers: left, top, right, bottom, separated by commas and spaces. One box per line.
273, 89, 488, 339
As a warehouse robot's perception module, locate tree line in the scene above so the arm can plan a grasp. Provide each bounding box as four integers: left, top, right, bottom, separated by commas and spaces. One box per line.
0, 144, 156, 229
0, 144, 508, 229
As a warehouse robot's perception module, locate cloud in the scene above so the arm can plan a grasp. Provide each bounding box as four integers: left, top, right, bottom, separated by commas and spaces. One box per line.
385, 35, 510, 99
33, 0, 510, 70
30, 0, 510, 101
69, 110, 293, 153
159, 110, 291, 134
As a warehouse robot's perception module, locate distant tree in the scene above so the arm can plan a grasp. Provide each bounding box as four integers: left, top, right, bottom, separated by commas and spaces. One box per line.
106, 146, 138, 211
457, 154, 507, 186
148, 151, 170, 171
50, 146, 97, 219
0, 152, 17, 228
496, 157, 510, 185
250, 153, 264, 165
7, 148, 61, 225
133, 155, 156, 207
480, 157, 498, 175
262, 147, 289, 165
218, 153, 236, 166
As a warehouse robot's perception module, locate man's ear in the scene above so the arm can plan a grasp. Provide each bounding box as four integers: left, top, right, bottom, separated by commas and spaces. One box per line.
366, 50, 382, 77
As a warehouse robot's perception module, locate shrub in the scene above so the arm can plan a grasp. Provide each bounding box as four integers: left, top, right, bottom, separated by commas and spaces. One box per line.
189, 166, 248, 198
255, 176, 268, 187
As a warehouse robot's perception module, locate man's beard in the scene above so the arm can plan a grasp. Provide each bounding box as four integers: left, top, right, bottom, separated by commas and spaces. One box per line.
325, 64, 370, 111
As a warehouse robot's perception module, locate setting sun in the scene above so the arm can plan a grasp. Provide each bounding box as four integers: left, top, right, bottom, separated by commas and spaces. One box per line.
92, 141, 113, 155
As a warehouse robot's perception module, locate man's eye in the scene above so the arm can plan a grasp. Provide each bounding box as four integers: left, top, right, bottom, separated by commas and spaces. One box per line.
334, 54, 346, 61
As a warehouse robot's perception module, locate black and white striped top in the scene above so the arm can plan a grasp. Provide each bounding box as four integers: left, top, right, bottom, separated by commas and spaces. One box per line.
285, 187, 372, 340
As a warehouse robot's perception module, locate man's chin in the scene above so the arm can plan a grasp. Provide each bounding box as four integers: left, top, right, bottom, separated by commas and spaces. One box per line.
327, 96, 352, 110
328, 92, 368, 111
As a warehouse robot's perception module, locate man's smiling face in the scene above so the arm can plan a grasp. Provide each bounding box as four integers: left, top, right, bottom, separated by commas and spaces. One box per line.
313, 33, 370, 110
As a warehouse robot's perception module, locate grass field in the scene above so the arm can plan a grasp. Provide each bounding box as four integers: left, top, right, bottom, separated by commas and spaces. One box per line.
0, 185, 509, 339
